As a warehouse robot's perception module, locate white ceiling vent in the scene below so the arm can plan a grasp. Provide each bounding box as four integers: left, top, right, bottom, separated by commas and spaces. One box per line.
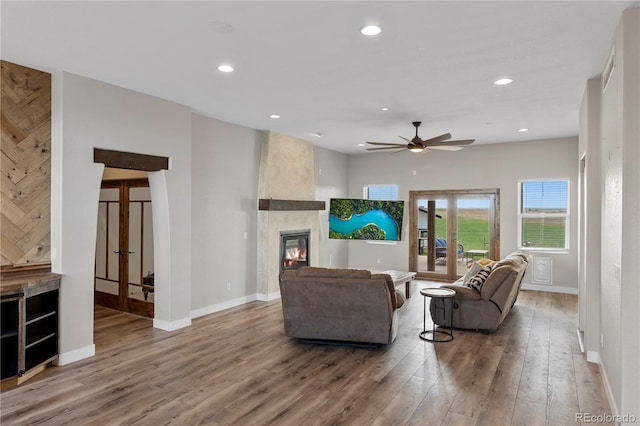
602, 47, 615, 92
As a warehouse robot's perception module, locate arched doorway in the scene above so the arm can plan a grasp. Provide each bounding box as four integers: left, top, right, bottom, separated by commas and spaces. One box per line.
93, 149, 169, 319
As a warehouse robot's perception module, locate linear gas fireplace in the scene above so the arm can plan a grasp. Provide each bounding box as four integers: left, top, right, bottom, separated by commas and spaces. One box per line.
280, 230, 310, 272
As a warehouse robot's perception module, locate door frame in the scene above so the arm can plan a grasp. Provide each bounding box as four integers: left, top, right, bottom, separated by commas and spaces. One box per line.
95, 178, 154, 318
409, 189, 500, 281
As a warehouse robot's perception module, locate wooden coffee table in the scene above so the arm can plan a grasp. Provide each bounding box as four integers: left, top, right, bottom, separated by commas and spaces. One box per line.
371, 270, 417, 298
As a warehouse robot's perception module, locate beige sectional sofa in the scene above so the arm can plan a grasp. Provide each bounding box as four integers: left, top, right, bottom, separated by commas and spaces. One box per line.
279, 267, 405, 344
430, 250, 530, 330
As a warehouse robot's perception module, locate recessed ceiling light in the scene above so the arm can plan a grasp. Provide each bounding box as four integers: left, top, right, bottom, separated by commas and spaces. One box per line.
217, 64, 234, 73
358, 143, 365, 147
381, 107, 389, 111
361, 25, 381, 36
494, 78, 513, 85
269, 114, 280, 119
518, 128, 529, 132
314, 132, 324, 138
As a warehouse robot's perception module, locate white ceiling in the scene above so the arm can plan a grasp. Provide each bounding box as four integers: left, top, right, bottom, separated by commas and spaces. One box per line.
1, 1, 637, 154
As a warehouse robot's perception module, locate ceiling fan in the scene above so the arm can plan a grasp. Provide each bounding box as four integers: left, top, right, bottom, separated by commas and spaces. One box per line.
366, 121, 475, 153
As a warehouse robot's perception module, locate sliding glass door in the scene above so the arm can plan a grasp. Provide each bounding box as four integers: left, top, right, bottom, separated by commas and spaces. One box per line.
409, 189, 500, 281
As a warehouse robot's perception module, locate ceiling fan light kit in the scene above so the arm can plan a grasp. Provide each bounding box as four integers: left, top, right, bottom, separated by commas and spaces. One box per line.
365, 121, 475, 154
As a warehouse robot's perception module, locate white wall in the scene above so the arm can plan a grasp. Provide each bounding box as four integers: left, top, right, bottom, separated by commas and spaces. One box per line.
190, 114, 261, 314
347, 137, 579, 292
578, 78, 602, 359
51, 72, 192, 362
314, 146, 349, 268
597, 7, 640, 420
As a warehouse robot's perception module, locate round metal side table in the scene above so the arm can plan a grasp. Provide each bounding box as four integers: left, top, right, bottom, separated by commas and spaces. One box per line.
419, 287, 456, 342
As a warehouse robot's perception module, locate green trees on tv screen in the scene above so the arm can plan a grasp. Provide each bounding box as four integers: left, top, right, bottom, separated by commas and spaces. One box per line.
329, 199, 404, 240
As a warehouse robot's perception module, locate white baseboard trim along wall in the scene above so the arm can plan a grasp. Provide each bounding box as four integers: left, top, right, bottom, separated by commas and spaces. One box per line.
256, 291, 281, 302
57, 344, 95, 366
521, 283, 578, 295
191, 295, 259, 319
153, 317, 192, 331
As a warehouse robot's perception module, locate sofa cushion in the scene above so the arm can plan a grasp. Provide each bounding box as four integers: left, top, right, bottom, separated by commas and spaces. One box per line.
296, 267, 371, 279
495, 256, 523, 269
480, 264, 520, 302
467, 263, 494, 292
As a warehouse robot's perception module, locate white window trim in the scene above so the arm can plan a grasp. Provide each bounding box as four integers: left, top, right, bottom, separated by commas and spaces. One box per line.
517, 179, 570, 252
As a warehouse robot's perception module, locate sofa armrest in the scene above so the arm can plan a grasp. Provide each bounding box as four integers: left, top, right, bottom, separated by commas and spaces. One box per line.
439, 284, 482, 301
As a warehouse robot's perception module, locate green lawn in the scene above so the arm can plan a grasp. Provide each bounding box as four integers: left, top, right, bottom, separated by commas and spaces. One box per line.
435, 216, 489, 252
522, 221, 565, 248
429, 216, 565, 251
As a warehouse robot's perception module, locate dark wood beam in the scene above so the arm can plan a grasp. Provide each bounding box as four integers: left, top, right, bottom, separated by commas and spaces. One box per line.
94, 148, 169, 172
258, 199, 325, 211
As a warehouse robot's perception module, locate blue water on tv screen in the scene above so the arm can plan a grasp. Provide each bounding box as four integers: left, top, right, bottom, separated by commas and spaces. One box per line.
328, 198, 404, 241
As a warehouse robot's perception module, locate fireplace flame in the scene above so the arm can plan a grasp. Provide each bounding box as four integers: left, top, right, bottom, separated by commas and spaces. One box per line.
284, 247, 307, 261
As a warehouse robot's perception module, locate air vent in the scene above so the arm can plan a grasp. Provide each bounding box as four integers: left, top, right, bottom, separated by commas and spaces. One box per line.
602, 47, 615, 92
531, 256, 553, 285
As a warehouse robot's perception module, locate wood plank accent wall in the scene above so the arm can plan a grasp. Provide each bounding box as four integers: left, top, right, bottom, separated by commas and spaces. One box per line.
1, 61, 52, 266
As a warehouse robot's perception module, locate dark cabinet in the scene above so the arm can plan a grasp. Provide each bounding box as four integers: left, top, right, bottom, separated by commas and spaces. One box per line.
1, 271, 60, 389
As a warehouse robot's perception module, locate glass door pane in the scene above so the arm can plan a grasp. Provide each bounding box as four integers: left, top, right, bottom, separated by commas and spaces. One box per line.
95, 188, 120, 297
456, 195, 491, 276
416, 197, 450, 279
128, 187, 154, 304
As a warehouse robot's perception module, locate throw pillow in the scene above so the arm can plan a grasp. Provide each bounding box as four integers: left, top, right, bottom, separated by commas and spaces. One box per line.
467, 263, 494, 292
463, 261, 484, 286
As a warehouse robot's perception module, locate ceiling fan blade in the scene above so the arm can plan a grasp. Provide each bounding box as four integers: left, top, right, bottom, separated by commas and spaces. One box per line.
428, 145, 464, 151
427, 139, 475, 147
366, 141, 408, 147
398, 136, 412, 143
422, 133, 452, 144
366, 146, 409, 151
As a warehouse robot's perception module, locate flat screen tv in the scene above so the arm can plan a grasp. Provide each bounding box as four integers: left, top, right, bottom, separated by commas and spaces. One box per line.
329, 198, 404, 241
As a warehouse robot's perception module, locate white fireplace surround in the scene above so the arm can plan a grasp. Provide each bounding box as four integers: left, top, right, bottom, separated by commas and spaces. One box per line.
257, 131, 320, 299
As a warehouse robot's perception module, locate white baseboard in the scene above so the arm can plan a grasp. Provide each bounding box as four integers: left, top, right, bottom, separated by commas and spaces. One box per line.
191, 295, 258, 319
586, 350, 600, 364
521, 283, 578, 294
257, 291, 281, 302
153, 317, 192, 331
57, 344, 95, 365
599, 360, 619, 419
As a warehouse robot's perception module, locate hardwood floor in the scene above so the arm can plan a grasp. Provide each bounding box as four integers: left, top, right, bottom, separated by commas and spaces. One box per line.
1, 282, 611, 425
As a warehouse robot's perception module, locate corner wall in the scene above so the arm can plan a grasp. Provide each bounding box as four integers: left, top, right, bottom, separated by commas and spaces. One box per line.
584, 7, 639, 420
190, 114, 261, 315
578, 78, 602, 360
51, 72, 192, 361
314, 146, 349, 268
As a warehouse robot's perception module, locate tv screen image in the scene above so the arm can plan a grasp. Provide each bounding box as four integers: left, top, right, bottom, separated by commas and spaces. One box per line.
329, 198, 404, 241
